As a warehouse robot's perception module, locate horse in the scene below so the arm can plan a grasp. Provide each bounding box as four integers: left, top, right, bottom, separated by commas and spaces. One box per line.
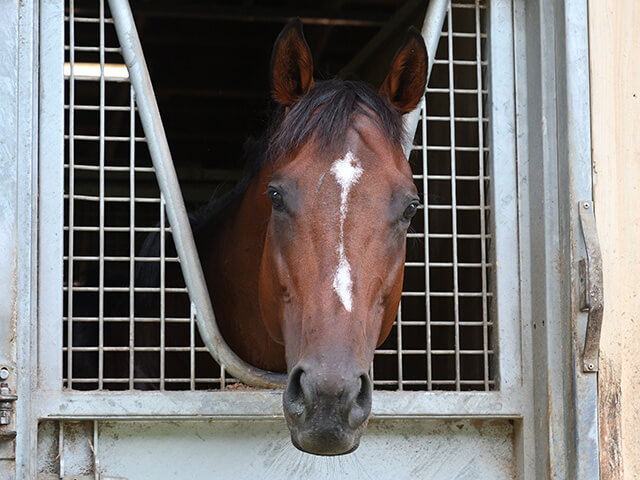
140, 18, 427, 455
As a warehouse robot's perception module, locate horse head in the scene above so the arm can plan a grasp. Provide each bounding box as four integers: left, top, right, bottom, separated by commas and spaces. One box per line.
258, 19, 428, 455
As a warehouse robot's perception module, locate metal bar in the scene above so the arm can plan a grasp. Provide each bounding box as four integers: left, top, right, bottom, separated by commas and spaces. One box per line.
578, 201, 604, 372
415, 175, 491, 180
375, 380, 495, 385
67, 346, 209, 352
423, 116, 488, 121
414, 146, 489, 151
65, 195, 161, 203
67, 286, 188, 293
34, 390, 523, 420
92, 420, 99, 480
64, 226, 171, 232
68, 376, 221, 382
63, 255, 180, 262
402, 291, 491, 297
64, 46, 121, 52
402, 0, 450, 157
65, 104, 137, 111
445, 6, 461, 392
128, 85, 136, 389
66, 0, 76, 388
160, 194, 166, 389
405, 262, 486, 267
396, 303, 403, 390
23, 0, 58, 471
433, 59, 488, 66
64, 134, 147, 142
64, 15, 115, 24
65, 316, 192, 323
475, 0, 489, 391
63, 165, 154, 172
407, 233, 490, 239
425, 87, 488, 93
421, 98, 433, 390
59, 421, 65, 478
377, 349, 493, 355
107, 0, 286, 388
98, 0, 106, 390
189, 302, 195, 390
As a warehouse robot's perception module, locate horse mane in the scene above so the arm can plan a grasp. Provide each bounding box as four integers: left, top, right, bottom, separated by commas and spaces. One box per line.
137, 77, 405, 287
267, 78, 406, 163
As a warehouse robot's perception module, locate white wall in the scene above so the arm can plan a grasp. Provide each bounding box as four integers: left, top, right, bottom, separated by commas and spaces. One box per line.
589, 1, 640, 478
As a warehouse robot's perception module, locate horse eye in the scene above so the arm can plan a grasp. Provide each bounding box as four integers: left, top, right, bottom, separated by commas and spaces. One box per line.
269, 189, 285, 210
403, 202, 419, 220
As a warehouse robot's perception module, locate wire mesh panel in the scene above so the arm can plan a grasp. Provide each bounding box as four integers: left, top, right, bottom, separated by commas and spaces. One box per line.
63, 0, 226, 390
374, 0, 493, 391
63, 0, 492, 392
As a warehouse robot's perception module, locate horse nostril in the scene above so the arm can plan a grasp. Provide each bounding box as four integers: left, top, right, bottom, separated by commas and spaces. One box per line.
284, 365, 307, 421
348, 373, 372, 429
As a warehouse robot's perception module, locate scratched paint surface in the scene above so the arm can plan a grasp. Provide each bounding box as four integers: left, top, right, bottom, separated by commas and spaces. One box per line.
47, 419, 516, 479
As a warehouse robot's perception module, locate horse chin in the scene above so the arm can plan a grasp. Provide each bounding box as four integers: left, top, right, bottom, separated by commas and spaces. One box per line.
288, 424, 365, 456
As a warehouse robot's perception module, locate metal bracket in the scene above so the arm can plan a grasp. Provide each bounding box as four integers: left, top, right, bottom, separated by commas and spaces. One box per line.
0, 382, 17, 440
578, 201, 604, 372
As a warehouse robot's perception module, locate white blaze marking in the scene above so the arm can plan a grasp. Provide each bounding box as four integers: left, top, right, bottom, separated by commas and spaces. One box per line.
330, 151, 363, 312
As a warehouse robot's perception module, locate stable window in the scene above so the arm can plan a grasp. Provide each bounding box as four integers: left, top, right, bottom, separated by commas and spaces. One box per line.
59, 0, 507, 394
35, 0, 529, 477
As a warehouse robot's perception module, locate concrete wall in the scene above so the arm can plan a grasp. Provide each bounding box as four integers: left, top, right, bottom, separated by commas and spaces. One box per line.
588, 1, 640, 478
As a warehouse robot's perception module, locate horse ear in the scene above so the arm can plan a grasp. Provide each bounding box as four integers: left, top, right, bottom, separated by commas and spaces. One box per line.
270, 18, 315, 107
379, 27, 428, 114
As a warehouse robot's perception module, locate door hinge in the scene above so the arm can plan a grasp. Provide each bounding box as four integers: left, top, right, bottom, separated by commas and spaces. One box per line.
0, 382, 17, 440
578, 201, 604, 373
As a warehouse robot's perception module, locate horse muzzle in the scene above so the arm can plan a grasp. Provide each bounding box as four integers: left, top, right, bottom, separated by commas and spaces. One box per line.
282, 362, 372, 455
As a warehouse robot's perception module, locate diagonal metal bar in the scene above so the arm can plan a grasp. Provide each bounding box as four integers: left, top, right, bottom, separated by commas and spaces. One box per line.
402, 0, 450, 157
107, 0, 287, 388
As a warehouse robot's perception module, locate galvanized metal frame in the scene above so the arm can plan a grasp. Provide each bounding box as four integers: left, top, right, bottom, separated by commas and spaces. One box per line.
40, 0, 522, 411
3, 0, 42, 477
0, 0, 599, 478
512, 0, 599, 477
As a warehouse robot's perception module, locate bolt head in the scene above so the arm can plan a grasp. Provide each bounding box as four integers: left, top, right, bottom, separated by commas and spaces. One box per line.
587, 363, 595, 370
583, 202, 590, 209
0, 368, 9, 380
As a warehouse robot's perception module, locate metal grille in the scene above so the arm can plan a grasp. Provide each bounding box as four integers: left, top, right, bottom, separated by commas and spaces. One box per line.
63, 0, 493, 391
379, 0, 493, 391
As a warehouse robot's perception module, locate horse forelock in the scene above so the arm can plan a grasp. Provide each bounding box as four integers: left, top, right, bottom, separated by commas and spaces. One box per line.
266, 78, 407, 163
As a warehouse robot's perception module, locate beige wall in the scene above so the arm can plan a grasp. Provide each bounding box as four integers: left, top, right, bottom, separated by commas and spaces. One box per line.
588, 1, 640, 478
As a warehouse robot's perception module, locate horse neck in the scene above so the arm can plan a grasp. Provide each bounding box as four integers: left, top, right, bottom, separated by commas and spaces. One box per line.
198, 165, 285, 371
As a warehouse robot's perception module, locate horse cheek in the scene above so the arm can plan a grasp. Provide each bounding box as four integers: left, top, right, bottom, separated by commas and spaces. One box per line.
375, 264, 405, 348
258, 251, 286, 345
